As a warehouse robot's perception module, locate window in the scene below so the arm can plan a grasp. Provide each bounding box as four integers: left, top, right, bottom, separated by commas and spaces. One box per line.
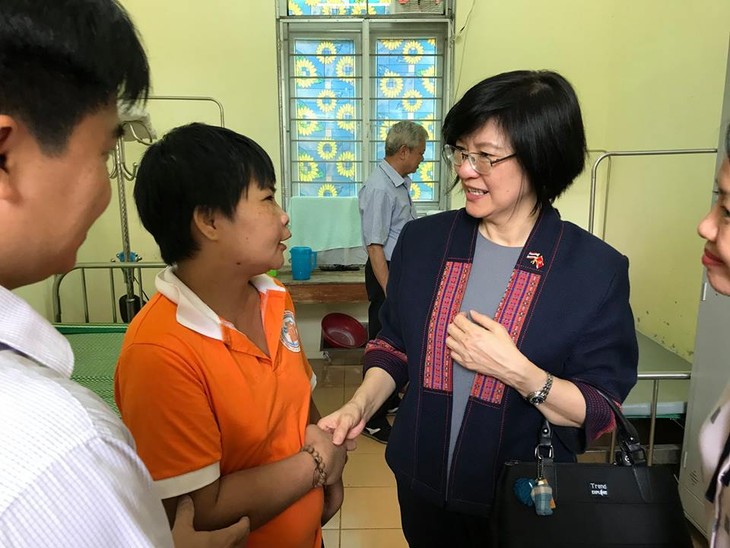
277, 0, 454, 212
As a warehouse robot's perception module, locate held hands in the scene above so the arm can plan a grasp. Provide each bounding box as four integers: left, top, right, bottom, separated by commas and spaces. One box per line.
322, 479, 345, 526
317, 400, 367, 446
172, 496, 250, 548
304, 424, 356, 485
446, 310, 529, 383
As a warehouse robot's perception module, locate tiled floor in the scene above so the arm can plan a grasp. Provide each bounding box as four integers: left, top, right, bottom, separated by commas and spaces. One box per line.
312, 360, 408, 548
312, 360, 711, 548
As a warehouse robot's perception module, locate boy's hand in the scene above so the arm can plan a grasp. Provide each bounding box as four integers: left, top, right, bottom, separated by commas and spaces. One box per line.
172, 496, 250, 548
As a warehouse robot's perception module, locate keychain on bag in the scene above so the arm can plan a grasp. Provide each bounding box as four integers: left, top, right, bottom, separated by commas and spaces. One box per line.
513, 428, 556, 516
532, 450, 555, 515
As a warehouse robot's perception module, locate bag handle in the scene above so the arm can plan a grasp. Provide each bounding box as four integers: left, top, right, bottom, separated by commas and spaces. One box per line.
595, 389, 646, 466
538, 387, 646, 467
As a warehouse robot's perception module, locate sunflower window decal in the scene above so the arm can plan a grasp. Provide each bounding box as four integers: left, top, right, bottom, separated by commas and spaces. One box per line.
298, 153, 321, 182
295, 106, 320, 137
295, 58, 318, 88
380, 70, 404, 99
402, 40, 424, 65
421, 66, 437, 95
336, 57, 355, 82
379, 120, 397, 141
317, 141, 338, 160
336, 151, 356, 179
336, 103, 356, 133
286, 1, 443, 16
418, 162, 434, 182
317, 183, 338, 197
316, 41, 337, 65
381, 39, 403, 51
316, 89, 337, 113
402, 90, 423, 113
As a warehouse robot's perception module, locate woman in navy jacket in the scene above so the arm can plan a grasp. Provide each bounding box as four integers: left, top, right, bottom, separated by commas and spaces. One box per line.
319, 70, 638, 547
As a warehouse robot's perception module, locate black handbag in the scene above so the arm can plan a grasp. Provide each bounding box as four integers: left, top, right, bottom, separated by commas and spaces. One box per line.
491, 391, 693, 548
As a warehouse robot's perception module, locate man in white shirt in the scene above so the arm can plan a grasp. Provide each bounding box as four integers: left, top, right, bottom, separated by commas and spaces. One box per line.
357, 121, 426, 443
0, 1, 248, 546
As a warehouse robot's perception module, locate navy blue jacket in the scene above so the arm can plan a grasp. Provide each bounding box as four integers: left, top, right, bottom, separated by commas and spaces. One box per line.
363, 206, 638, 516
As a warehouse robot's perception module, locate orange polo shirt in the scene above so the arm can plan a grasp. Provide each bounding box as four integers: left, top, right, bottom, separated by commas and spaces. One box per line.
114, 268, 322, 548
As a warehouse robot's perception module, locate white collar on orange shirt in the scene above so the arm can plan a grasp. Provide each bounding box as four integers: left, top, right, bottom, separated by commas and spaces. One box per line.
155, 266, 284, 342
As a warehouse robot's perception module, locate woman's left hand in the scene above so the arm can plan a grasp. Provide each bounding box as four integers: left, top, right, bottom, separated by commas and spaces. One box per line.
446, 310, 529, 382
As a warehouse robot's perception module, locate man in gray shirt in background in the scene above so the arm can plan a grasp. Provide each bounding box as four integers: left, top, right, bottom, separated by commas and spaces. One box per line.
358, 121, 426, 443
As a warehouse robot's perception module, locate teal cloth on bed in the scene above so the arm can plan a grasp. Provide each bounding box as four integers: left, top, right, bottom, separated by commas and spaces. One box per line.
287, 196, 362, 251
56, 324, 126, 415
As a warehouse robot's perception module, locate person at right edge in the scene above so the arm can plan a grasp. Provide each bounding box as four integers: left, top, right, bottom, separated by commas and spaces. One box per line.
319, 70, 639, 547
698, 123, 730, 548
358, 120, 427, 443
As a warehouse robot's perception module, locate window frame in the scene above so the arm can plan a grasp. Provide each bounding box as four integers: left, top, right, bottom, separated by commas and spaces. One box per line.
276, 3, 455, 214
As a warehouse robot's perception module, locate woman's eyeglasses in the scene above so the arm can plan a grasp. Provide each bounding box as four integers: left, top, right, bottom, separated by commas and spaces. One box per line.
442, 144, 516, 175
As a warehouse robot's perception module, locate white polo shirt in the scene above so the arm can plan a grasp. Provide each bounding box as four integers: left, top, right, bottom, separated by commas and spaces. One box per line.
0, 286, 172, 547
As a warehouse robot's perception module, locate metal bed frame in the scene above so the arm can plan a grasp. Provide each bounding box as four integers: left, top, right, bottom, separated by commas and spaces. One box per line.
52, 261, 165, 323
588, 147, 717, 237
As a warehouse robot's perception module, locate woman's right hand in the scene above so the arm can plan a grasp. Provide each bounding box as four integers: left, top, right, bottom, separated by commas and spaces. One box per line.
317, 401, 367, 446
304, 424, 356, 485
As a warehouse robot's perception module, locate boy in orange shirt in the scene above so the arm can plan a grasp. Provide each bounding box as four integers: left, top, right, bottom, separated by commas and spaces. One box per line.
115, 123, 352, 548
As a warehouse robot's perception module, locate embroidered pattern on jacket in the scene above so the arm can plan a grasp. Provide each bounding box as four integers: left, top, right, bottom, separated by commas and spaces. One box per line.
470, 269, 541, 404
494, 269, 541, 343
365, 338, 408, 362
423, 261, 471, 392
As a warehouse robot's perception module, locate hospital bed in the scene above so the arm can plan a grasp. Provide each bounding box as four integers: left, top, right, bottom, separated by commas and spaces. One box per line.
52, 262, 166, 415
625, 333, 691, 419
56, 324, 126, 415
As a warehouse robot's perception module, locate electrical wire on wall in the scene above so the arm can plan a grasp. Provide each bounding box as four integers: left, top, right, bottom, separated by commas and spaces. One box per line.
454, 0, 476, 99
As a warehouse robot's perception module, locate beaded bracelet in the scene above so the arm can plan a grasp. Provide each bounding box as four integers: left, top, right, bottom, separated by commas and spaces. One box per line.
301, 445, 327, 488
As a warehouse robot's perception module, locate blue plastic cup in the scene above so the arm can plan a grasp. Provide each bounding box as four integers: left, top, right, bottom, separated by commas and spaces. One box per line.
290, 246, 313, 280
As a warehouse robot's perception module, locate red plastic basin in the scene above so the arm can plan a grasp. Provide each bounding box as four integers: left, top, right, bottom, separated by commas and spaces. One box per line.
321, 313, 367, 349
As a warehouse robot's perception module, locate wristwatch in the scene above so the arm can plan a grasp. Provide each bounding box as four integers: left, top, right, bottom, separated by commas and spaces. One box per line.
526, 372, 554, 406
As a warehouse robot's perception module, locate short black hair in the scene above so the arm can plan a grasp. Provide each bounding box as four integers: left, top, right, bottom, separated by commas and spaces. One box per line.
134, 123, 277, 265
0, 0, 149, 153
443, 70, 587, 209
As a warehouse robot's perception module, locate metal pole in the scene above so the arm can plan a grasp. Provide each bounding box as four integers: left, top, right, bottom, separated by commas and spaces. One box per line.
648, 379, 660, 466
109, 269, 117, 324
588, 148, 717, 235
52, 273, 65, 322
80, 268, 89, 323
113, 137, 137, 323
